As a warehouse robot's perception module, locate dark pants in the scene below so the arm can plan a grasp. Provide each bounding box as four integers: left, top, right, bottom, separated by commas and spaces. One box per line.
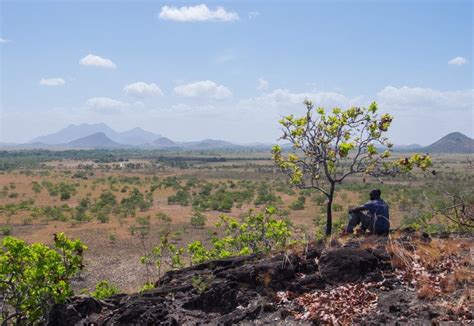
346, 211, 374, 233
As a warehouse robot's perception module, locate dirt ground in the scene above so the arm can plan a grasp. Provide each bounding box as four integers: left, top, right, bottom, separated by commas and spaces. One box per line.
0, 157, 459, 292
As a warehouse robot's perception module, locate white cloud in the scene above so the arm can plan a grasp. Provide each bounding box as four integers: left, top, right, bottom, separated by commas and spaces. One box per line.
377, 86, 474, 111
0, 37, 10, 43
448, 56, 468, 66
159, 4, 239, 22
174, 80, 232, 99
85, 97, 129, 113
257, 78, 269, 91
243, 88, 361, 110
248, 11, 260, 19
123, 82, 164, 97
39, 78, 66, 86
79, 54, 117, 69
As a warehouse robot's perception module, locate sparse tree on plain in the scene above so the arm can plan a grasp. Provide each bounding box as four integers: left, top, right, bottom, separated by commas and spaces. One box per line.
272, 100, 432, 236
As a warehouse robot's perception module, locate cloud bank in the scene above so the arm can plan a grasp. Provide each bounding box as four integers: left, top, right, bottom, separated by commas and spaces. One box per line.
159, 4, 239, 22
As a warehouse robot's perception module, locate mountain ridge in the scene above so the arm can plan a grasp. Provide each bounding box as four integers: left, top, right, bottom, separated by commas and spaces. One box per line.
5, 125, 474, 153
29, 123, 161, 146
421, 132, 473, 154
66, 132, 125, 149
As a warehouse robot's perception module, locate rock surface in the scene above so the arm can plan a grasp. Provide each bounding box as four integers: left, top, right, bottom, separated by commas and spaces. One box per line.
48, 236, 472, 325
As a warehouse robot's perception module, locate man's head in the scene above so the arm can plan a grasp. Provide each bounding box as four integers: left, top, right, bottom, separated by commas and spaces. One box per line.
369, 189, 381, 200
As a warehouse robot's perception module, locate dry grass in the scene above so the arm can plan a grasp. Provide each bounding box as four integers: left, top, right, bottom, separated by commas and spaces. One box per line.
417, 282, 439, 300
386, 234, 473, 301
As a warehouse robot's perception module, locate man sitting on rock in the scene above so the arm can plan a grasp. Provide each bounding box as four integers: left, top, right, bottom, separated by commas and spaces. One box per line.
345, 189, 389, 235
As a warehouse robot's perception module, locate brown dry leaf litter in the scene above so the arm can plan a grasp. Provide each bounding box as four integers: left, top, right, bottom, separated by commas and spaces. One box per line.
278, 282, 379, 325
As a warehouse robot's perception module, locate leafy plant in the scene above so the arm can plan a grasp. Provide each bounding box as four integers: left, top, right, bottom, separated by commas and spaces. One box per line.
142, 230, 185, 285
0, 226, 12, 236
90, 280, 120, 300
190, 208, 207, 229
191, 275, 214, 294
290, 195, 306, 210
139, 282, 155, 293
188, 207, 292, 264
156, 212, 172, 223
0, 233, 86, 324
31, 181, 42, 194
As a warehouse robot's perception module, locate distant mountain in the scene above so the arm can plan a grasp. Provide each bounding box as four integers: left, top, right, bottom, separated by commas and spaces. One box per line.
0, 142, 54, 150
29, 123, 160, 146
114, 127, 161, 145
422, 132, 474, 154
150, 137, 176, 149
182, 139, 241, 150
30, 123, 117, 145
66, 132, 125, 149
394, 144, 422, 151
16, 126, 474, 153
144, 138, 243, 150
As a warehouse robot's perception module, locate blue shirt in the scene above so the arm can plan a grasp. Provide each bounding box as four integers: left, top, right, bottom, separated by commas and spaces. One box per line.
362, 199, 390, 233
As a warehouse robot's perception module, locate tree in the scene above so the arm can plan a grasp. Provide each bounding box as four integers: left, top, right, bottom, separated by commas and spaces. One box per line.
272, 100, 432, 236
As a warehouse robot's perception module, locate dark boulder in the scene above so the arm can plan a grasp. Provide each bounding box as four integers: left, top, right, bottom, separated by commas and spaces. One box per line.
318, 247, 379, 284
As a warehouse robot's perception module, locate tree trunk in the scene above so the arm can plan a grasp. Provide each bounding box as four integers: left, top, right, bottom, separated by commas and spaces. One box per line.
325, 184, 335, 236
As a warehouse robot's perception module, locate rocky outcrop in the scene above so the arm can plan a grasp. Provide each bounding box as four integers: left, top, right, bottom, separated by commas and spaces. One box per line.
49, 243, 390, 325
49, 233, 474, 325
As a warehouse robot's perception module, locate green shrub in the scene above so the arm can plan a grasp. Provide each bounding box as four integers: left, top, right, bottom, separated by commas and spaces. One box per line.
156, 212, 172, 223
90, 281, 120, 300
96, 210, 110, 223
190, 209, 207, 228
0, 233, 86, 324
254, 186, 279, 206
8, 192, 19, 198
121, 188, 150, 212
188, 206, 292, 264
312, 195, 326, 206
129, 216, 151, 238
60, 191, 71, 201
168, 190, 191, 206
139, 282, 155, 293
1, 226, 12, 235
31, 182, 42, 194
289, 199, 305, 210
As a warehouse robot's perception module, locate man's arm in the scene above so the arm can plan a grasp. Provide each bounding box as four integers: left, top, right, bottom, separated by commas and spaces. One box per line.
348, 205, 366, 214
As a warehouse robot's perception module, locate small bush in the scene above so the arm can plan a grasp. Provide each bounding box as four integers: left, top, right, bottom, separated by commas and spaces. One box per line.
60, 191, 71, 201
90, 281, 120, 300
156, 212, 172, 223
289, 199, 305, 210
1, 226, 12, 235
190, 210, 207, 228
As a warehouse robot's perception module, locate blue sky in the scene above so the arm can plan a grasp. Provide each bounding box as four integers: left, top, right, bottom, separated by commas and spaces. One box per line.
1, 0, 472, 145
